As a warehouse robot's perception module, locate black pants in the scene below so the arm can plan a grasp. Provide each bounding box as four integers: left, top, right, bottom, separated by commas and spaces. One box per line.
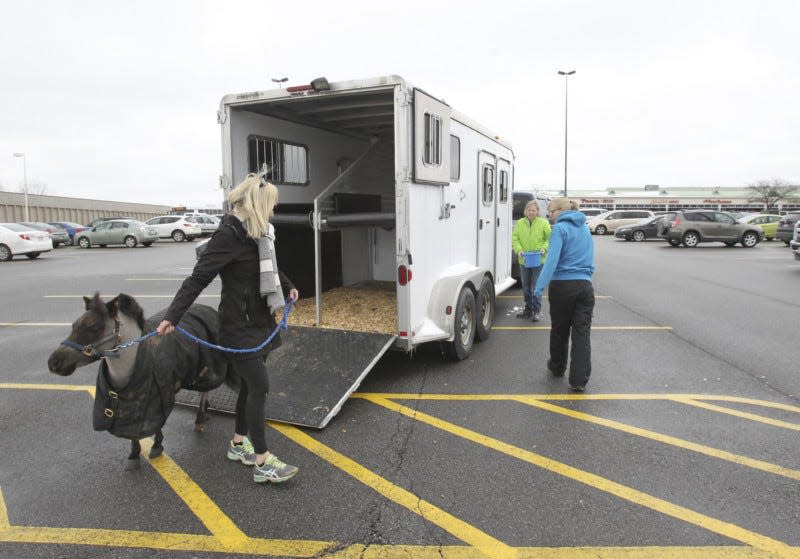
232, 357, 269, 454
547, 280, 595, 387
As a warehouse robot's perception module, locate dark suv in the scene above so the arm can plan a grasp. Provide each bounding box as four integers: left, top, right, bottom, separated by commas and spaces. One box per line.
660, 209, 764, 248
776, 212, 800, 245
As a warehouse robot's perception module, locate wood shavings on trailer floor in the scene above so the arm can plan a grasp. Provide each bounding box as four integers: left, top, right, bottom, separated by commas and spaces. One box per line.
278, 282, 397, 335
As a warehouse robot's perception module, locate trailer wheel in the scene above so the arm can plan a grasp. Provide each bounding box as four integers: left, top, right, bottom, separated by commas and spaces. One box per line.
475, 277, 494, 342
442, 287, 476, 361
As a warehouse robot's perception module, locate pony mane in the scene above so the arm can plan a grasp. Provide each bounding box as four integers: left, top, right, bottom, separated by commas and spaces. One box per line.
113, 293, 146, 331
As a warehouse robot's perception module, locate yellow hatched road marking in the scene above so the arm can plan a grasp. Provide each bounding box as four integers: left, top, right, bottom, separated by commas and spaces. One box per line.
492, 326, 672, 331
513, 398, 800, 481
0, 322, 71, 327
138, 439, 249, 549
360, 396, 799, 559
43, 294, 219, 299
672, 398, 800, 431
270, 422, 517, 559
497, 295, 613, 299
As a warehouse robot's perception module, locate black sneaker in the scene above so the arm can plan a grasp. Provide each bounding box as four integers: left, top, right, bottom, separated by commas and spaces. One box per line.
516, 308, 533, 319
531, 311, 542, 322
569, 385, 586, 393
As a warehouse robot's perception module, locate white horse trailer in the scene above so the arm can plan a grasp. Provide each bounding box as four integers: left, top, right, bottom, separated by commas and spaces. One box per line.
194, 76, 515, 428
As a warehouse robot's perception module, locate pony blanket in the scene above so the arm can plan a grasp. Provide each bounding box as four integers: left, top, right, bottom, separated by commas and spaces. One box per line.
92, 304, 230, 440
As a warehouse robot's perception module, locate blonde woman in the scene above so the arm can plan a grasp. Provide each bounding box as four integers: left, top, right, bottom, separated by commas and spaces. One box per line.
156, 172, 300, 483
533, 198, 595, 392
511, 200, 551, 321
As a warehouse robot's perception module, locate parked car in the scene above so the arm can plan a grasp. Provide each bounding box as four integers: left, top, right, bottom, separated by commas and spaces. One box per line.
86, 216, 128, 229
776, 212, 800, 245
49, 221, 89, 245
0, 222, 53, 261
187, 214, 220, 237
790, 220, 800, 261
76, 219, 158, 248
736, 214, 782, 241
660, 209, 764, 248
20, 221, 70, 247
579, 208, 608, 218
614, 213, 675, 242
587, 210, 654, 235
145, 215, 202, 242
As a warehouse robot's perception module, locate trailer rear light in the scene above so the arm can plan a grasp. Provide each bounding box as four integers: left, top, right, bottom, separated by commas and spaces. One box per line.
398, 265, 412, 285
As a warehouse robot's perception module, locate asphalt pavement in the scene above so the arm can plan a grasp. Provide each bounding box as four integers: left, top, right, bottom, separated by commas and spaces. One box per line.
1, 236, 799, 558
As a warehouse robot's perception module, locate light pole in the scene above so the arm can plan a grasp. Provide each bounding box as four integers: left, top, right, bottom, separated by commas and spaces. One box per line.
271, 77, 288, 88
12, 152, 29, 222
557, 70, 575, 197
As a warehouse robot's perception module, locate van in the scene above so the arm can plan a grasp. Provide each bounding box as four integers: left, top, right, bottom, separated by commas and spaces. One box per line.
587, 209, 654, 235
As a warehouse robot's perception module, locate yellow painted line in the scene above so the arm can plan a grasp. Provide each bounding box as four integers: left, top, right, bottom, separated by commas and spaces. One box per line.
672, 398, 800, 431
0, 322, 71, 327
492, 325, 672, 331
138, 439, 248, 548
498, 295, 613, 299
0, 488, 9, 530
269, 422, 517, 559
361, 396, 798, 559
0, 383, 94, 396
514, 398, 800, 481
43, 294, 220, 299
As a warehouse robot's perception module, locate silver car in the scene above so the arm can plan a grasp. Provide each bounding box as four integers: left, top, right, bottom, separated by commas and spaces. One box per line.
76, 219, 159, 248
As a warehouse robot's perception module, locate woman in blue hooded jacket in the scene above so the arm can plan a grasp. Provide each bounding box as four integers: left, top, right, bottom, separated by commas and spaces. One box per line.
533, 198, 595, 392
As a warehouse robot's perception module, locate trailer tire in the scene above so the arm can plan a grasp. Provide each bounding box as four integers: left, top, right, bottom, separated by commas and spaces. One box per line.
474, 277, 494, 343
442, 287, 476, 361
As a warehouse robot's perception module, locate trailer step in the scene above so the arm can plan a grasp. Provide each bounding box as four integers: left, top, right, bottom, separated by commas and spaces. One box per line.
175, 326, 396, 429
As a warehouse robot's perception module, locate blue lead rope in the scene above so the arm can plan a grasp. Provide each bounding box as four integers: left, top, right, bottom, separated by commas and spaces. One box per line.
63, 299, 295, 358
175, 298, 294, 354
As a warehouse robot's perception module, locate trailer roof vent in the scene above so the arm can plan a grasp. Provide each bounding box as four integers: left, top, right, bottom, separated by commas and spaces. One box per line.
311, 77, 331, 92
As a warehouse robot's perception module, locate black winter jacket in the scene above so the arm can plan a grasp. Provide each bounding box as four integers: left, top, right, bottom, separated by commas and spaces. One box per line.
163, 214, 295, 360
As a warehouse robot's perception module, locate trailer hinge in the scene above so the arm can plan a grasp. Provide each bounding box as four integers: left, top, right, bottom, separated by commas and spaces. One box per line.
217, 109, 228, 125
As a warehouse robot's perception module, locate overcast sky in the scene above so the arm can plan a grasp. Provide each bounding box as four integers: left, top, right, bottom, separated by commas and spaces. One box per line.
1, 0, 798, 208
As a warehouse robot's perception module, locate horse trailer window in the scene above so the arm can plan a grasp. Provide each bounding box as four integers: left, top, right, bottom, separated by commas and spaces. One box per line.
482, 165, 494, 205
424, 113, 442, 166
449, 135, 460, 180
499, 170, 508, 202
247, 135, 309, 185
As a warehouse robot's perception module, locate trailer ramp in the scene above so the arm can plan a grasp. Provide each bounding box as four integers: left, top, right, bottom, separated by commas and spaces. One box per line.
176, 326, 396, 429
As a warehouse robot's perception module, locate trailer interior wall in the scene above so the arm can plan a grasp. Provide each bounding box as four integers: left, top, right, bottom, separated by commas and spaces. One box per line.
229, 106, 397, 293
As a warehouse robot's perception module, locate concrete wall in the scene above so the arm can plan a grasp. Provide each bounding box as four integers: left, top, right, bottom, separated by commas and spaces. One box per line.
0, 191, 170, 224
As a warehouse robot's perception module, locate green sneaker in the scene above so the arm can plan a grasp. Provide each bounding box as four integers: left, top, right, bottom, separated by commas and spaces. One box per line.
227, 437, 256, 465
253, 452, 299, 483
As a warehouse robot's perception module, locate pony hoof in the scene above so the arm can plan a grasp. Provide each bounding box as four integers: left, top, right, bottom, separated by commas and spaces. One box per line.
148, 446, 164, 459
125, 458, 141, 471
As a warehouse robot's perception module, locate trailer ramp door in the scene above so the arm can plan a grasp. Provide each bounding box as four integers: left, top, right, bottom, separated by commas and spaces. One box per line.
176, 326, 396, 429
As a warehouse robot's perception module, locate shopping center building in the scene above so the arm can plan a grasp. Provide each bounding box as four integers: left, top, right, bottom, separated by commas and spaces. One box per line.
543, 186, 800, 214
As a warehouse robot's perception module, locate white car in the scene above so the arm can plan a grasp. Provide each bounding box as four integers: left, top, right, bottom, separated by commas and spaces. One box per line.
144, 215, 202, 242
186, 214, 220, 237
0, 223, 53, 261
586, 210, 654, 235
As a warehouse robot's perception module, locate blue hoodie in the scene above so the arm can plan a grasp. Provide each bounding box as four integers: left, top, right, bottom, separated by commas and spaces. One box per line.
533, 210, 595, 297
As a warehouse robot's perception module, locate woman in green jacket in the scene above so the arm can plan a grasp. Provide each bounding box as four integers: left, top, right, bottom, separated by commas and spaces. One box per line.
512, 201, 551, 321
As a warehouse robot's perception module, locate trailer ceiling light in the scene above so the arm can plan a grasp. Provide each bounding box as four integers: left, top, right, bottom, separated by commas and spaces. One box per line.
311, 77, 331, 91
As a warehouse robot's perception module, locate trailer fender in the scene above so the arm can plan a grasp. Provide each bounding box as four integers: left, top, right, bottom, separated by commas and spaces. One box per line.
426, 265, 491, 342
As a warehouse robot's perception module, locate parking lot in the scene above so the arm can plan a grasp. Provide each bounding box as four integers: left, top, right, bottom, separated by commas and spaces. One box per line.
1, 237, 799, 558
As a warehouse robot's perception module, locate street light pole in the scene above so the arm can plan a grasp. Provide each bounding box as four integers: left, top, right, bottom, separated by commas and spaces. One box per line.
12, 152, 29, 222
557, 70, 575, 197
271, 77, 288, 88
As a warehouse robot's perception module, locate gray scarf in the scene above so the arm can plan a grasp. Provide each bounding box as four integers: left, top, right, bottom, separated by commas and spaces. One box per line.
258, 225, 284, 313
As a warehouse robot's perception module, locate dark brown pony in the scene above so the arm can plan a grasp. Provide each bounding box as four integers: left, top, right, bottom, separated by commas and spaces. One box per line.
48, 293, 232, 470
